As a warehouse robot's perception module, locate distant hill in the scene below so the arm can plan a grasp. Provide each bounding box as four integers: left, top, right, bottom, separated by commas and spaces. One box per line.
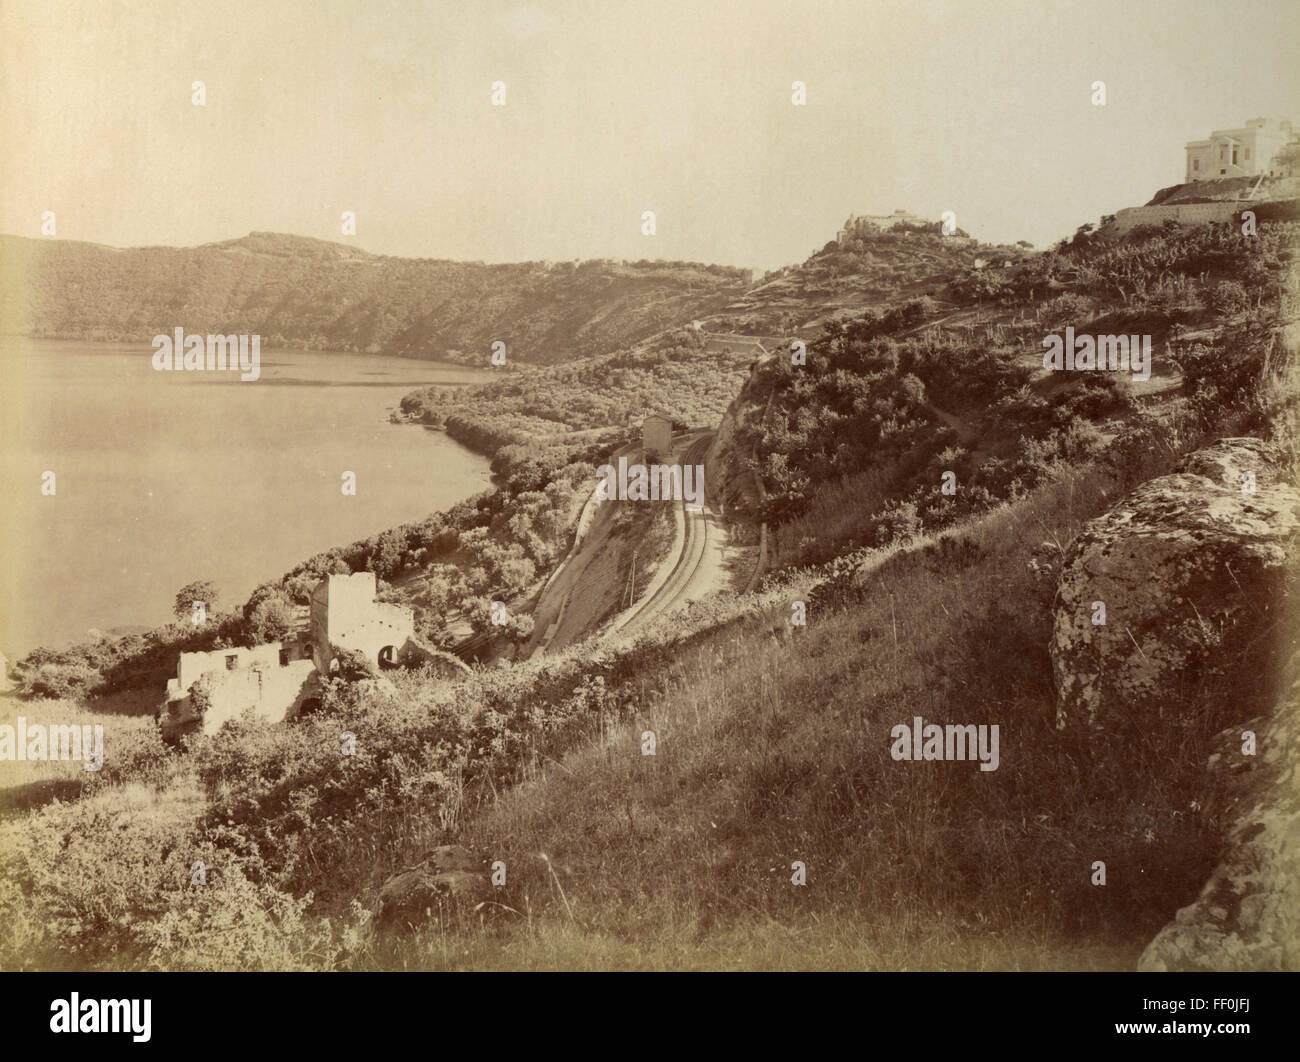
700, 220, 1031, 338
0, 232, 750, 365
398, 221, 1039, 463
394, 223, 1027, 455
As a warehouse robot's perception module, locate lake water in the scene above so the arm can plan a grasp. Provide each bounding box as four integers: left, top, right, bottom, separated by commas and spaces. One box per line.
0, 338, 493, 657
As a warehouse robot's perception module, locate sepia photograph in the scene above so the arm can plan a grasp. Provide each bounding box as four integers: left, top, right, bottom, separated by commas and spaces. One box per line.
0, 0, 1297, 1040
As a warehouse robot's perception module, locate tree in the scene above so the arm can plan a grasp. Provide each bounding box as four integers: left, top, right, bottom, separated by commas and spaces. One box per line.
500, 612, 535, 647
367, 529, 405, 579
245, 587, 295, 644
174, 580, 217, 620
1069, 223, 1097, 251
1273, 138, 1300, 175
463, 596, 495, 636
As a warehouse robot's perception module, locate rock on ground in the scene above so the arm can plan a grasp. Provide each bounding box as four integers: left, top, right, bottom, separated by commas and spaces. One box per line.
376, 845, 489, 932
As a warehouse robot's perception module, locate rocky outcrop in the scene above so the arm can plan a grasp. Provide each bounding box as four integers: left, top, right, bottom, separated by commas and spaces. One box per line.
1138, 665, 1300, 971
1049, 436, 1299, 969
1051, 437, 1300, 731
375, 845, 488, 932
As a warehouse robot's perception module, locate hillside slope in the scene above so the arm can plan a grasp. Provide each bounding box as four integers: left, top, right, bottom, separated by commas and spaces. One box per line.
716, 219, 1028, 336
398, 221, 1033, 459
3, 197, 1296, 973
0, 232, 749, 365
708, 210, 1299, 569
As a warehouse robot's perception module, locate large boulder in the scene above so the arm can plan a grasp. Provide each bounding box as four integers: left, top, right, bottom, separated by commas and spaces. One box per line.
376, 845, 488, 931
1051, 437, 1300, 731
1139, 663, 1300, 970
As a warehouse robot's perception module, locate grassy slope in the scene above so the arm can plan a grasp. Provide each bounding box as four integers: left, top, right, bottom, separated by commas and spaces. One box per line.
4, 411, 1282, 969
371, 446, 1254, 970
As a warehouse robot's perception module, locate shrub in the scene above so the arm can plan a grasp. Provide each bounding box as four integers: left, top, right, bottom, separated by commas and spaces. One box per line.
873, 499, 923, 546
1204, 279, 1251, 318
1038, 292, 1093, 329
330, 646, 379, 682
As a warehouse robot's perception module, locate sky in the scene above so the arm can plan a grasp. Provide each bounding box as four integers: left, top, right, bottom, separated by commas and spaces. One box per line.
1, 0, 1297, 270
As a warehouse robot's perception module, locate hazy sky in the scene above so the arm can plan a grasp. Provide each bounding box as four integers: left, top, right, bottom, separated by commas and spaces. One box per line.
2, 0, 1297, 269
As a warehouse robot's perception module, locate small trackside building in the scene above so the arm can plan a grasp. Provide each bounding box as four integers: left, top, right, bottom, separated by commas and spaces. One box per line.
642, 414, 674, 460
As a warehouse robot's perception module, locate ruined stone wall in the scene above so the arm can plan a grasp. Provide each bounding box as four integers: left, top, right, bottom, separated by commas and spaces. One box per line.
174, 643, 281, 695
332, 606, 414, 664
324, 572, 381, 642
197, 659, 319, 733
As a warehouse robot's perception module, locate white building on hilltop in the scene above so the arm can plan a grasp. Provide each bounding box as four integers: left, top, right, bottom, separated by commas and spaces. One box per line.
1185, 118, 1294, 182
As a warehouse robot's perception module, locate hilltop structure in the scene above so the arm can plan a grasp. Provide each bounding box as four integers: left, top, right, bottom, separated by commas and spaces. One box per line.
160, 572, 466, 738
1104, 119, 1300, 234
837, 209, 929, 242
1185, 118, 1295, 182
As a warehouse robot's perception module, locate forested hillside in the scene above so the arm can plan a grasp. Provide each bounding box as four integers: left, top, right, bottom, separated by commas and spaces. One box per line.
398, 327, 755, 454
0, 232, 749, 365
714, 210, 1300, 567
397, 221, 1034, 457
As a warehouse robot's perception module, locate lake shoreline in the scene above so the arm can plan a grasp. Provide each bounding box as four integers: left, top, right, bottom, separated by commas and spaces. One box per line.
0, 339, 495, 657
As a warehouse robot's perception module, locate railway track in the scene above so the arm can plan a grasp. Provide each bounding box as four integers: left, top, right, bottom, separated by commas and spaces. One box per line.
618, 433, 712, 633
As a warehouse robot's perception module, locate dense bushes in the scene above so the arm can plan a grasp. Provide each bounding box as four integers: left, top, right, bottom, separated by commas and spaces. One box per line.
740, 218, 1297, 555
399, 331, 746, 458
736, 324, 1051, 543
12, 614, 248, 701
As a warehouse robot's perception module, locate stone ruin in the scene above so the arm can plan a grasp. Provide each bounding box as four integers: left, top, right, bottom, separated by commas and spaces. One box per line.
160, 572, 467, 739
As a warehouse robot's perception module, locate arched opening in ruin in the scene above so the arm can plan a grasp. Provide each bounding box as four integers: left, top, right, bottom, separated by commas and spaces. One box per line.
378, 645, 399, 670
299, 697, 323, 717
